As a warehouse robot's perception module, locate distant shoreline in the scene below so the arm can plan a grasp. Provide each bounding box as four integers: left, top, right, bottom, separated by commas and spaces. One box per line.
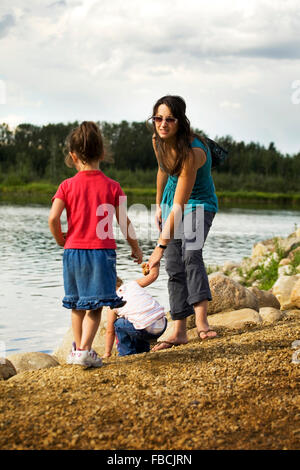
0, 183, 300, 209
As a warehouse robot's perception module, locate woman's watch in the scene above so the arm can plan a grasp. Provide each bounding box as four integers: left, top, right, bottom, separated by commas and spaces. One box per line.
156, 243, 167, 250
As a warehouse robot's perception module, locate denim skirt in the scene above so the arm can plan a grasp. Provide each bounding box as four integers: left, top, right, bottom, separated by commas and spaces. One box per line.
62, 249, 124, 310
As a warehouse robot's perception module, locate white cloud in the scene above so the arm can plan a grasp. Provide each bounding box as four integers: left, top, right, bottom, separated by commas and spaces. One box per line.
0, 79, 6, 104
220, 101, 241, 109
0, 0, 299, 154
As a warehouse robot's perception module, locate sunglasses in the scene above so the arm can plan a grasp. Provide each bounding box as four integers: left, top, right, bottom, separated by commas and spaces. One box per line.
151, 116, 178, 125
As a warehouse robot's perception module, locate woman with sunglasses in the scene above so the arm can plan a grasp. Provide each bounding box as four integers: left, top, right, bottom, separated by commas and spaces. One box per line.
148, 95, 218, 351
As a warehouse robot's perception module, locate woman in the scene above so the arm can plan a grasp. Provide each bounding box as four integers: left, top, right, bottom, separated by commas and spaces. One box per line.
148, 95, 218, 351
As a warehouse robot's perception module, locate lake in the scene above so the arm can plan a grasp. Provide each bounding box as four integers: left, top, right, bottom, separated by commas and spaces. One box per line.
0, 204, 299, 356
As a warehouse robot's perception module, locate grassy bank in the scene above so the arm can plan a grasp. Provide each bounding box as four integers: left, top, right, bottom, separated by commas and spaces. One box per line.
0, 183, 157, 206
216, 191, 300, 209
0, 183, 300, 209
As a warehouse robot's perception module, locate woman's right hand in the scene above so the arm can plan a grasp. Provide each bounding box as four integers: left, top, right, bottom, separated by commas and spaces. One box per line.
155, 205, 162, 232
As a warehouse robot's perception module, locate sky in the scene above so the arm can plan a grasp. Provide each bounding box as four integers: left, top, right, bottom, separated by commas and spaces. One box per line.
0, 0, 300, 155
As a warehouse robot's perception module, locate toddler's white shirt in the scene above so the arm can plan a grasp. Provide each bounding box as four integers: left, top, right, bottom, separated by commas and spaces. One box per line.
116, 281, 165, 331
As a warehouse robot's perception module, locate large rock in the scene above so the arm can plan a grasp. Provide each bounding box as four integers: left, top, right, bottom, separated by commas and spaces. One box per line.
291, 278, 300, 308
272, 275, 300, 310
185, 274, 260, 329
248, 286, 281, 309
0, 359, 17, 380
208, 308, 262, 329
288, 246, 300, 261
7, 352, 59, 373
278, 232, 300, 255
259, 307, 285, 323
207, 273, 259, 315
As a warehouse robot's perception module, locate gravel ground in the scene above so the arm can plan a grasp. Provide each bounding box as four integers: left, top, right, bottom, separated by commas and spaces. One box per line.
0, 313, 299, 450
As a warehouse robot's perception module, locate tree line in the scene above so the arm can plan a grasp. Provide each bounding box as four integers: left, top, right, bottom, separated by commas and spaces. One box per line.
0, 121, 299, 192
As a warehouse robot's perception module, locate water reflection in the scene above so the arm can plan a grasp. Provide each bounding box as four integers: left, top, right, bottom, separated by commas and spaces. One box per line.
0, 204, 299, 354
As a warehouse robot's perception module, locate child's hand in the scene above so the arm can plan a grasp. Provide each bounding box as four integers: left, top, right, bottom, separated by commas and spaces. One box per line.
56, 232, 66, 247
131, 246, 143, 264
136, 262, 160, 287
142, 262, 150, 276
102, 352, 111, 359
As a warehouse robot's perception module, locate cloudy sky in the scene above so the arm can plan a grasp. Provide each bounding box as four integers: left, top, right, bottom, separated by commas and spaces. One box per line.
1, 0, 300, 154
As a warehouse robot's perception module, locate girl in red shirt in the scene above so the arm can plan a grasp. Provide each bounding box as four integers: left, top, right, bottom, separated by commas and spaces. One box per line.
49, 121, 143, 367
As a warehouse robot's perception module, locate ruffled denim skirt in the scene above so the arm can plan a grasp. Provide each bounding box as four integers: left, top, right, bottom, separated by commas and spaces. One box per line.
62, 249, 125, 310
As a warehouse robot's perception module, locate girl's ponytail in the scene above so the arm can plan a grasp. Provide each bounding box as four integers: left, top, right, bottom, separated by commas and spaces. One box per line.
65, 121, 105, 168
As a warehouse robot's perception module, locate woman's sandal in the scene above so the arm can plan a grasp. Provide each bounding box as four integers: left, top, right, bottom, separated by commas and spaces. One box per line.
197, 329, 218, 340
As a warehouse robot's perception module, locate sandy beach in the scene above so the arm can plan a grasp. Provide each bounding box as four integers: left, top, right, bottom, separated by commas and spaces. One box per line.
1, 311, 299, 451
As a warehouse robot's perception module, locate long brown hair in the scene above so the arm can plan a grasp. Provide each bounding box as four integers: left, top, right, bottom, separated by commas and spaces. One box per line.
151, 95, 206, 176
65, 121, 105, 168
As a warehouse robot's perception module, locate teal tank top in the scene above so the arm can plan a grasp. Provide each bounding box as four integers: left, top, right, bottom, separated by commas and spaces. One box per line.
161, 137, 218, 223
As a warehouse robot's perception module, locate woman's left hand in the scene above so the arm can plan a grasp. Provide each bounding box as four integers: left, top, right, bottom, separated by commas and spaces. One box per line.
148, 245, 165, 269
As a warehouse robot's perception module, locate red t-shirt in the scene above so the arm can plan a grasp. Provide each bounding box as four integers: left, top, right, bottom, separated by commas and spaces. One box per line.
52, 170, 126, 249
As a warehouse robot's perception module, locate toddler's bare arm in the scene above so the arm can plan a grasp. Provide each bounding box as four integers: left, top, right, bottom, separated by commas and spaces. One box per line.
136, 263, 160, 288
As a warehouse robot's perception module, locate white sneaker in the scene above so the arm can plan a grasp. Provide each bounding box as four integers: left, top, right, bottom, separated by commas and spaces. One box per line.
66, 341, 77, 364
89, 349, 103, 368
72, 349, 103, 368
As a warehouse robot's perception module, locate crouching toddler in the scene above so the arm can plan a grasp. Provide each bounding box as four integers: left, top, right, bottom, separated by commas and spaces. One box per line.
103, 264, 167, 357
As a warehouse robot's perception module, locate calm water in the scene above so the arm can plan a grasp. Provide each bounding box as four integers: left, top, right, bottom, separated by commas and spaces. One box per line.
0, 204, 299, 355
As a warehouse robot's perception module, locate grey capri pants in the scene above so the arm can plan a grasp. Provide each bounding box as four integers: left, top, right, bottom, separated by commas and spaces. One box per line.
164, 210, 215, 321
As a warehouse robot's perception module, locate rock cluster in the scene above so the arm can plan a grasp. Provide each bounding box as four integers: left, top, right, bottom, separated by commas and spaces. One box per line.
1, 230, 300, 379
